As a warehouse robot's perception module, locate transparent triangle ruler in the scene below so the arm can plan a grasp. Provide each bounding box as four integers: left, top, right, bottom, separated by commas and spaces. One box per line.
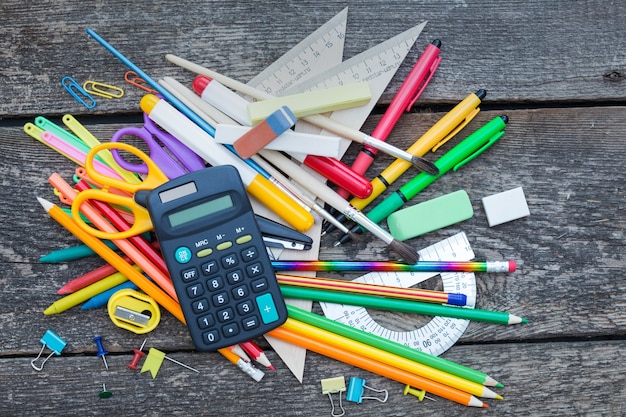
321, 232, 477, 357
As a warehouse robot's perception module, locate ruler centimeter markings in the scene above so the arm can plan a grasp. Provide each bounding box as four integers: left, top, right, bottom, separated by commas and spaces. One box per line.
321, 232, 477, 357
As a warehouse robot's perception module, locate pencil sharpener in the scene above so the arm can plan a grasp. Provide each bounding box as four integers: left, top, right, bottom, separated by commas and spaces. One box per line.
108, 289, 161, 334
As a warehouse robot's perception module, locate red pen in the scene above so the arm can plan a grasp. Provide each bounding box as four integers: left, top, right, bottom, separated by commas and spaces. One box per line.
191, 75, 373, 199
336, 39, 442, 200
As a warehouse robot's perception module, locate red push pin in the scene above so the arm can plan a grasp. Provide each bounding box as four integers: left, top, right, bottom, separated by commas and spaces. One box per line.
128, 339, 147, 371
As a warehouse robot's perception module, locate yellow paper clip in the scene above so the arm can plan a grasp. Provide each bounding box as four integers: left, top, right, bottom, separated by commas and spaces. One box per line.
82, 80, 124, 99
107, 289, 161, 334
321, 376, 346, 417
124, 70, 158, 93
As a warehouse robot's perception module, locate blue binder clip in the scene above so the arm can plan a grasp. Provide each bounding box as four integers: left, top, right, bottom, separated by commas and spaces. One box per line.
31, 330, 67, 371
346, 377, 388, 404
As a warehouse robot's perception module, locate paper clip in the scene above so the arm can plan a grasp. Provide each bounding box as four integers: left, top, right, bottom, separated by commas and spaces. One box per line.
31, 329, 67, 371
346, 377, 388, 404
61, 76, 96, 109
321, 376, 346, 417
124, 71, 158, 93
82, 80, 124, 99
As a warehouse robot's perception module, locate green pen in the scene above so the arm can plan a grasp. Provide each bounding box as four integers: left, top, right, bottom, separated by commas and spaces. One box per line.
343, 115, 508, 241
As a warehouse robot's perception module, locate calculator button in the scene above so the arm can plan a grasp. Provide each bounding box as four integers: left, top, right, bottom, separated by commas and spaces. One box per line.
232, 284, 249, 300
216, 241, 233, 251
242, 316, 260, 331
221, 253, 239, 268
212, 292, 229, 307
202, 329, 220, 345
237, 300, 255, 315
227, 269, 244, 285
186, 283, 204, 298
256, 293, 280, 324
206, 276, 225, 291
251, 278, 268, 293
217, 307, 235, 323
174, 246, 192, 264
246, 262, 263, 277
236, 234, 252, 245
201, 260, 219, 276
222, 322, 240, 338
196, 248, 213, 258
181, 267, 199, 282
241, 246, 259, 261
197, 314, 215, 329
192, 298, 209, 314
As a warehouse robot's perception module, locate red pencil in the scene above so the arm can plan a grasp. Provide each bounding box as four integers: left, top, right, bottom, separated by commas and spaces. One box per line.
240, 340, 275, 370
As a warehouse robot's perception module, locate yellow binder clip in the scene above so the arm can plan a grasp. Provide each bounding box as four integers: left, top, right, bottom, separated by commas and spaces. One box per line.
107, 289, 160, 334
321, 376, 347, 417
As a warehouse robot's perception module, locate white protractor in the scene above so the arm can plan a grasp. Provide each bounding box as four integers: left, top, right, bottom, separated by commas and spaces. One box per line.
321, 232, 477, 357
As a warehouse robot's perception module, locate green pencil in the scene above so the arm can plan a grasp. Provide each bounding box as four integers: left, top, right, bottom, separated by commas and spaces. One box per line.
280, 286, 528, 325
286, 305, 502, 387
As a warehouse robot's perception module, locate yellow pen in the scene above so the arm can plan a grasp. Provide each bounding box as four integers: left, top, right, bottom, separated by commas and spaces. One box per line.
139, 94, 314, 232
349, 89, 486, 210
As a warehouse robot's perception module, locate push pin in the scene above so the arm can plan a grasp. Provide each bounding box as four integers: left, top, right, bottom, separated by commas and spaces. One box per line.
403, 384, 436, 402
346, 377, 388, 404
140, 347, 199, 378
31, 329, 67, 371
92, 335, 109, 370
321, 376, 346, 417
127, 338, 147, 370
98, 383, 113, 399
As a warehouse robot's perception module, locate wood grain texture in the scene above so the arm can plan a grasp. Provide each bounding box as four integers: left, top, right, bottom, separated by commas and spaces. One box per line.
1, 1, 625, 416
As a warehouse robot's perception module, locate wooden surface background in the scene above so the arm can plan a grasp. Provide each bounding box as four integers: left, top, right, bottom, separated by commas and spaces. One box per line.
1, 1, 625, 416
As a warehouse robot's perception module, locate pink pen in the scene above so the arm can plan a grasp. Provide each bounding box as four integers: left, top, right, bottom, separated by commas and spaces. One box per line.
336, 39, 442, 200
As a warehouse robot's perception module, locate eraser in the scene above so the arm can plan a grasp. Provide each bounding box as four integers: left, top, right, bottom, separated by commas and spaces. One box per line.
387, 190, 473, 241
215, 124, 343, 158
233, 106, 296, 158
482, 187, 530, 227
247, 82, 371, 124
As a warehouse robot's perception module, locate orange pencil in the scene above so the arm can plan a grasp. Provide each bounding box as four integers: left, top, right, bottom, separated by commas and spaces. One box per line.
267, 325, 487, 408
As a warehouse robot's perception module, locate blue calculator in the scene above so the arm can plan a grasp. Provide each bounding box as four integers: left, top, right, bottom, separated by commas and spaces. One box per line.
141, 165, 288, 351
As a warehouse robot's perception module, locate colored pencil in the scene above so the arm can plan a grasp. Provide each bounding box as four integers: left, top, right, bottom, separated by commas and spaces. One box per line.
272, 260, 516, 273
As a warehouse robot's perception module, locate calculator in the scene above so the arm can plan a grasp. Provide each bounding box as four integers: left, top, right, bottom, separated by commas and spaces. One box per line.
141, 165, 288, 351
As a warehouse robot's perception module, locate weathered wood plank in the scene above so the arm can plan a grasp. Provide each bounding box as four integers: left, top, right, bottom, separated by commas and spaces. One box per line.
2, 0, 626, 118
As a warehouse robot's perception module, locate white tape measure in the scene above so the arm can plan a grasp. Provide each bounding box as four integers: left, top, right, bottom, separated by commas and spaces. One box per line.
321, 232, 477, 357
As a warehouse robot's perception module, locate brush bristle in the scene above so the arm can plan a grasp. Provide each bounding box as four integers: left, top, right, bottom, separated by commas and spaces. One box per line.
389, 240, 419, 264
411, 156, 439, 175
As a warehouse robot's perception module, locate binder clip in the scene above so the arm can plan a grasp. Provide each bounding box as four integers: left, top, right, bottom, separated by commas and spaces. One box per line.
346, 377, 388, 404
31, 329, 67, 371
321, 376, 346, 417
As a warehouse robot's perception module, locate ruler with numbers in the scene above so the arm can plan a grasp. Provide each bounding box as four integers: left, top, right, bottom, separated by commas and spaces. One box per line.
321, 232, 477, 357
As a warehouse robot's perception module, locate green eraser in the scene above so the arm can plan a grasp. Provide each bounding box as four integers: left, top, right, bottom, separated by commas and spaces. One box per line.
387, 190, 473, 241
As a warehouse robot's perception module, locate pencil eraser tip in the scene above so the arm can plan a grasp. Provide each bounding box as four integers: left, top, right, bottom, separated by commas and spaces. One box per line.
192, 75, 212, 94
509, 261, 516, 272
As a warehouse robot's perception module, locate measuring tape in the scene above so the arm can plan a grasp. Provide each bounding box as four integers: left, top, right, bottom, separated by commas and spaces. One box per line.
321, 233, 477, 357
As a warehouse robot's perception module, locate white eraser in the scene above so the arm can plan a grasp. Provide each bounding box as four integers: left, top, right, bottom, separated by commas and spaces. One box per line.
482, 187, 530, 227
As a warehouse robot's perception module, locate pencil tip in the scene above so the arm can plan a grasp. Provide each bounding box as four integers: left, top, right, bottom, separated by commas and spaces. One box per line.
389, 240, 419, 264
495, 394, 504, 400
37, 197, 53, 211
495, 382, 504, 388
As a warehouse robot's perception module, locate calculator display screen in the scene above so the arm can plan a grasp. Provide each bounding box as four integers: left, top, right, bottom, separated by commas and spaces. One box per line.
168, 194, 234, 228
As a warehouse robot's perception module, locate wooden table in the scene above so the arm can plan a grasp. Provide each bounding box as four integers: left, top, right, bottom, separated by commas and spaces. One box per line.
1, 1, 625, 415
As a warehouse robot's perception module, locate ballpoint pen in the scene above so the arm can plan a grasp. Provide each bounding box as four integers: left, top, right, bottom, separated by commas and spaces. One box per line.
336, 39, 442, 200
337, 115, 508, 245
335, 115, 509, 246
192, 75, 374, 199
324, 89, 486, 235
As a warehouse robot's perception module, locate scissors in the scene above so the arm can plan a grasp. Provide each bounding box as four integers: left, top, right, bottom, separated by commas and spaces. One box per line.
110, 112, 205, 179
71, 142, 169, 240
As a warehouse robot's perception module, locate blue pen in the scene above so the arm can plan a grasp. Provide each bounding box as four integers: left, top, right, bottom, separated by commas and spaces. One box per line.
81, 280, 139, 310
338, 115, 508, 244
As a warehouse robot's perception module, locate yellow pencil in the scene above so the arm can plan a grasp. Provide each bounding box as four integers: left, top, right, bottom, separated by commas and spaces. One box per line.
280, 318, 502, 400
37, 197, 185, 323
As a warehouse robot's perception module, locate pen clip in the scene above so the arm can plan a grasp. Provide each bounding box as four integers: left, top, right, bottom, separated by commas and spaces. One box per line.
431, 107, 480, 153
406, 56, 442, 110
453, 131, 505, 171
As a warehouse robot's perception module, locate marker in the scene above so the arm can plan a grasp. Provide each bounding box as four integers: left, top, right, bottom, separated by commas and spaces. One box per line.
336, 39, 442, 200
139, 94, 314, 232
192, 76, 373, 199
337, 115, 508, 245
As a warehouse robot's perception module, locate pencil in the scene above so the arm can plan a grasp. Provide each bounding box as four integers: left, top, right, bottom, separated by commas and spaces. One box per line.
272, 260, 516, 273
286, 305, 502, 387
281, 286, 528, 325
276, 274, 466, 306
37, 197, 185, 323
267, 323, 487, 408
